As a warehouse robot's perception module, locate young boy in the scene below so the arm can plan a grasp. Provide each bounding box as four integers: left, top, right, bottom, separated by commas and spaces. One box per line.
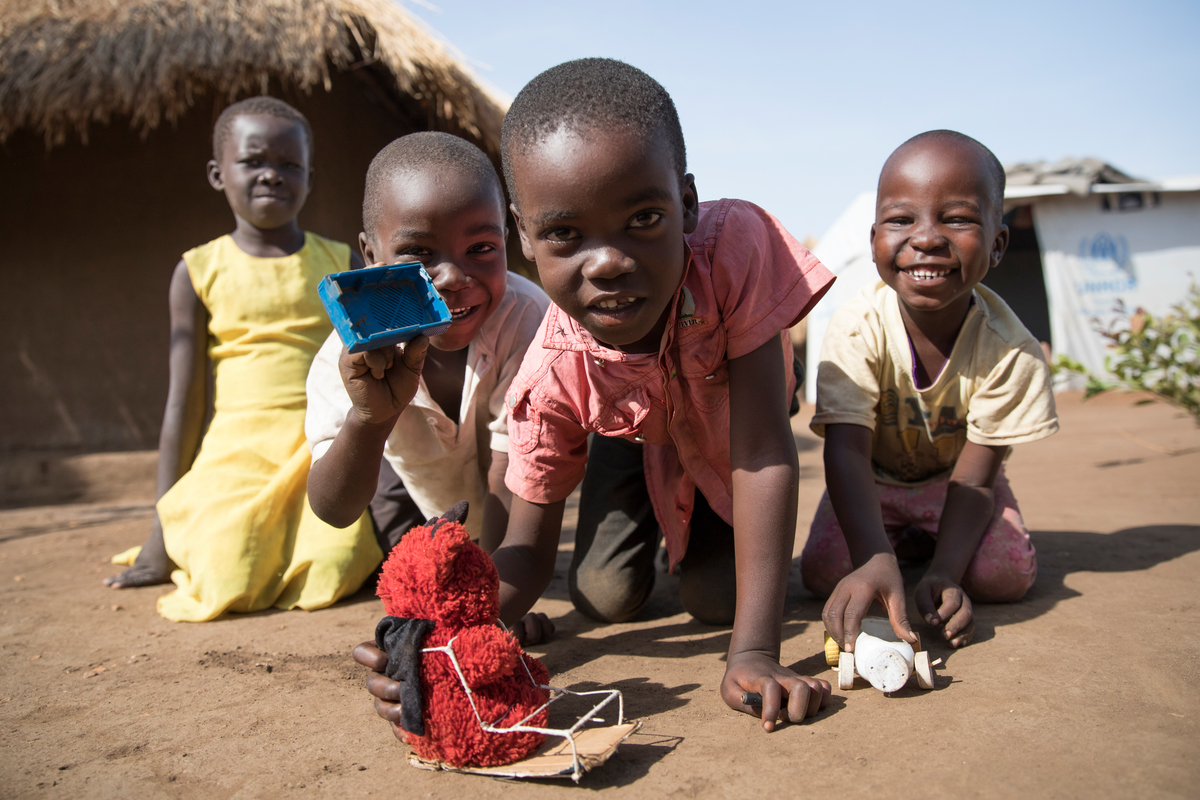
359, 59, 837, 733
801, 131, 1058, 654
306, 132, 549, 559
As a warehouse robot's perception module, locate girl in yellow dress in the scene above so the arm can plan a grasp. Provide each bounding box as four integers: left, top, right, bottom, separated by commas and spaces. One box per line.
105, 97, 379, 621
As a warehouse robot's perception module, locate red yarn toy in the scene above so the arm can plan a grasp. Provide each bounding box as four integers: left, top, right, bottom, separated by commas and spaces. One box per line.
374, 502, 550, 768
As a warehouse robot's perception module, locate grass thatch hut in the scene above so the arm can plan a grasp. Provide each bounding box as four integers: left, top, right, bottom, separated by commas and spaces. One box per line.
0, 0, 512, 457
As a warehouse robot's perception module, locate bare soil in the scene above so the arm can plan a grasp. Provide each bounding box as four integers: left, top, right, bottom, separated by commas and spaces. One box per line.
2, 392, 1198, 799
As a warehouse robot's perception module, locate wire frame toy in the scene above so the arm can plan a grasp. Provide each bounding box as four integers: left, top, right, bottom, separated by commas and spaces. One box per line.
415, 623, 636, 782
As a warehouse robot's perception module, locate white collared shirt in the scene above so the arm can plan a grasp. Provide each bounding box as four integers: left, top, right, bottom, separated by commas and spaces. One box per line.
306, 273, 549, 538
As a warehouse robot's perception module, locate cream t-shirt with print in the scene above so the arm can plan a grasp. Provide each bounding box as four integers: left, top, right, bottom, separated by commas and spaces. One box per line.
811, 281, 1058, 487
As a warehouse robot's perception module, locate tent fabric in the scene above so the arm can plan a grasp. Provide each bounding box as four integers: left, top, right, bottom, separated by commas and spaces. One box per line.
805, 191, 877, 403
1033, 192, 1200, 382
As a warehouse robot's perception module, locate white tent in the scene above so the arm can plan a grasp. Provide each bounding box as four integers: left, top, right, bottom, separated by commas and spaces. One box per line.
805, 170, 1200, 402
806, 192, 877, 403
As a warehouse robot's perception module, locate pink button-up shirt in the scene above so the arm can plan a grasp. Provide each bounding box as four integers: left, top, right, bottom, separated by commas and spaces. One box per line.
505, 199, 835, 568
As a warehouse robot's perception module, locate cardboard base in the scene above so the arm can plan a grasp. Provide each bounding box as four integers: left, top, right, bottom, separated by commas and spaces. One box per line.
407, 720, 642, 781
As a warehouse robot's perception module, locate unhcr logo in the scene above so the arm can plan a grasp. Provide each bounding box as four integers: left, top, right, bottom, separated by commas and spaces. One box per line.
1075, 232, 1136, 295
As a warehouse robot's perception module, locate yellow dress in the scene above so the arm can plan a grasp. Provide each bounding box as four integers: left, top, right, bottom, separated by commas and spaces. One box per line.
155, 233, 380, 622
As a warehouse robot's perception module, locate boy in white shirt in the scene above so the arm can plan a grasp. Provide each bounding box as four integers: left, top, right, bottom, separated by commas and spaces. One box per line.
306, 132, 548, 554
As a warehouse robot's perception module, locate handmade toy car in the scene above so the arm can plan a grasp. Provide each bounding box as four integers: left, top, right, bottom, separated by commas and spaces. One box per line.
825, 617, 939, 693
374, 501, 550, 768
319, 261, 452, 353
373, 501, 639, 781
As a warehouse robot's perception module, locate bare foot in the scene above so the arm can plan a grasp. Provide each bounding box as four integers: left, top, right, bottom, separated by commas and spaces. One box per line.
104, 518, 174, 588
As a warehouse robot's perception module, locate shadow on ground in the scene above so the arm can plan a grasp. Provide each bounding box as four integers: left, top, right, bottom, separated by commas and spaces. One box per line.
574, 730, 684, 789
970, 524, 1200, 640
781, 524, 1200, 669
541, 616, 812, 676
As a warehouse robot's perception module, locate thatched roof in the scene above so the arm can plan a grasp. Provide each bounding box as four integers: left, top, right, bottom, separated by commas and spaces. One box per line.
0, 0, 508, 152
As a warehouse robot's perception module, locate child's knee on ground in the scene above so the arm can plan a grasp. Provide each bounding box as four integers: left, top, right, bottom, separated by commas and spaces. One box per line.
676, 494, 737, 625
961, 505, 1038, 602
798, 493, 853, 599
569, 564, 654, 623
962, 563, 1036, 603
569, 434, 659, 623
801, 480, 1038, 604
570, 434, 739, 626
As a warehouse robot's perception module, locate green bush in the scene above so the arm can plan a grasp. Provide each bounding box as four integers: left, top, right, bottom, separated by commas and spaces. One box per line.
1052, 282, 1200, 425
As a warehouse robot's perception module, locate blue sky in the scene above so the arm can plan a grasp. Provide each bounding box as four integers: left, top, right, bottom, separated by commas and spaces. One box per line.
401, 0, 1200, 240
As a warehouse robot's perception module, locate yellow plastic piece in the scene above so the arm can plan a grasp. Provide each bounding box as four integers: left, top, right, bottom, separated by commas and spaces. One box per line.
823, 632, 841, 667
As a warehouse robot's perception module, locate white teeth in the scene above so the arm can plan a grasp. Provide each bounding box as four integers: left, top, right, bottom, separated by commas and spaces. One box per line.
449, 306, 474, 319
906, 269, 951, 280
596, 297, 636, 310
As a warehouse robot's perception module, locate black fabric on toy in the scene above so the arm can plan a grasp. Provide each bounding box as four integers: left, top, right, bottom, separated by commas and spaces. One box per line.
425, 500, 470, 537
375, 615, 434, 736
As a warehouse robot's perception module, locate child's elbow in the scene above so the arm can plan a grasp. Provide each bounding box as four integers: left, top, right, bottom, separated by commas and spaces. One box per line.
307, 495, 354, 529
305, 477, 358, 529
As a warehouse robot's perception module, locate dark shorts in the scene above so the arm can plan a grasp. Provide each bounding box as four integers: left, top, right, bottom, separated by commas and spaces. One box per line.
570, 434, 737, 625
367, 458, 425, 560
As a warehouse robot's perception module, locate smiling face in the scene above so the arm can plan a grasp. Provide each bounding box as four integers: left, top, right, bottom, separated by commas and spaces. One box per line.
871, 138, 1009, 323
208, 114, 312, 230
509, 126, 698, 353
359, 167, 508, 352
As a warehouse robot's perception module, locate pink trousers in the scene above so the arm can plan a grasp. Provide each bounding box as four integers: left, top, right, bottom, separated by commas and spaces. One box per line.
799, 468, 1037, 603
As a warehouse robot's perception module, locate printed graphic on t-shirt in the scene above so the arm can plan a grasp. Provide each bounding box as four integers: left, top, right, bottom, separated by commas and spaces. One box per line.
877, 389, 966, 481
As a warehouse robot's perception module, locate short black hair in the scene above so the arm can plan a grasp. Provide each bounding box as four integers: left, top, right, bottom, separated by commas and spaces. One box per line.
212, 96, 313, 161
500, 58, 687, 205
362, 131, 504, 238
894, 129, 1006, 215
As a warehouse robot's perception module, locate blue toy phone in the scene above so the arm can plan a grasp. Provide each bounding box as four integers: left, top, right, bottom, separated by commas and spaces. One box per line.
318, 262, 452, 353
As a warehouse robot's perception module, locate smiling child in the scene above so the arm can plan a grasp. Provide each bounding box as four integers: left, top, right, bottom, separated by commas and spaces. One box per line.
106, 96, 381, 621
471, 58, 835, 729
305, 133, 549, 558
802, 131, 1059, 654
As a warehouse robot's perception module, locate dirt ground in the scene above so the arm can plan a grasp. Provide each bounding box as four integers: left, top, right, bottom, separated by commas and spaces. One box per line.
2, 391, 1198, 799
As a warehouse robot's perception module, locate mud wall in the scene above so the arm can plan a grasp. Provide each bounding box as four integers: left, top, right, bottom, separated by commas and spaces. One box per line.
0, 72, 419, 453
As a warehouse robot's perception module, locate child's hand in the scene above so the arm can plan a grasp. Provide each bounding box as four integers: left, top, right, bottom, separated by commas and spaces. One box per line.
721, 651, 831, 731
915, 572, 975, 647
513, 612, 555, 646
822, 552, 918, 652
352, 641, 407, 740
339, 336, 429, 426
352, 613, 553, 738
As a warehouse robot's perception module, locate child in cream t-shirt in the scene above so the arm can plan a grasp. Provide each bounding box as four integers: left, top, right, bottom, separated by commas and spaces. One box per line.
802, 129, 1058, 654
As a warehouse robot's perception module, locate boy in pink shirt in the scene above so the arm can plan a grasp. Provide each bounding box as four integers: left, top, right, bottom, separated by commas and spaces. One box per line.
505, 199, 825, 625
499, 58, 835, 727
359, 58, 835, 730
